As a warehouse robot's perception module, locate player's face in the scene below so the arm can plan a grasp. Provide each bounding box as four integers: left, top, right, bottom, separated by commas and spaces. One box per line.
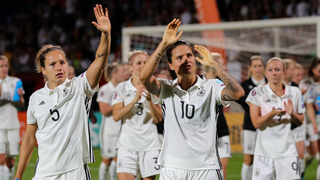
312, 64, 320, 81
68, 67, 76, 79
0, 59, 8, 79
169, 45, 196, 76
115, 65, 127, 83
249, 59, 264, 78
129, 54, 147, 78
42, 50, 69, 87
293, 68, 304, 84
265, 60, 285, 84
285, 63, 295, 80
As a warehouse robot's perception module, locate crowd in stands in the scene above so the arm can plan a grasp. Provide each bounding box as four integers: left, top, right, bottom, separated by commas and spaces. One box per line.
0, 0, 319, 73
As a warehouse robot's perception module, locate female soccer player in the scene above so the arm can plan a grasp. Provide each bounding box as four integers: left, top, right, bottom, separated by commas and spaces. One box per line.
140, 19, 244, 180
112, 50, 162, 180
300, 57, 320, 179
236, 55, 265, 180
97, 63, 127, 180
246, 57, 305, 180
202, 52, 231, 180
14, 4, 111, 179
0, 55, 24, 180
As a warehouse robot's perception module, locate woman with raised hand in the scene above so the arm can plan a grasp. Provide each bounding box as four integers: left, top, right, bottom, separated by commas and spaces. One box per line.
140, 19, 244, 180
14, 4, 111, 180
112, 50, 162, 180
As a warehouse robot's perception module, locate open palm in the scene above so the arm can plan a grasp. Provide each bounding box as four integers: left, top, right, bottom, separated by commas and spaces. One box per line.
92, 4, 111, 33
194, 45, 215, 67
162, 19, 183, 46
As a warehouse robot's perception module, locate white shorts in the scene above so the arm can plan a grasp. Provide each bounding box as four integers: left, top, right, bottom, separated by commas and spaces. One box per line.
32, 164, 91, 180
292, 126, 304, 143
242, 130, 257, 155
117, 148, 161, 178
252, 155, 300, 180
159, 167, 224, 180
100, 134, 118, 159
0, 129, 20, 157
218, 136, 232, 158
158, 134, 164, 147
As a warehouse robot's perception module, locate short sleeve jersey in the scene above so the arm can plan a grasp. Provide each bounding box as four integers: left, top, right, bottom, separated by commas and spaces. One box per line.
0, 76, 23, 129
246, 83, 305, 158
151, 76, 229, 170
112, 78, 160, 151
27, 72, 98, 177
96, 82, 121, 136
300, 78, 320, 123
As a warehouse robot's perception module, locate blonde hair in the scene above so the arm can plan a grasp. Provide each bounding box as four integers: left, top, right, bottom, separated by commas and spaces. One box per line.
104, 62, 121, 81
295, 63, 303, 70
128, 50, 148, 65
266, 57, 286, 71
0, 55, 8, 62
283, 59, 296, 70
248, 55, 264, 77
35, 44, 67, 73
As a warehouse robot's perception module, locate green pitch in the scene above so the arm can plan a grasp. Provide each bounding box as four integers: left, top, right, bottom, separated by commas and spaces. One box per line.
16, 148, 318, 179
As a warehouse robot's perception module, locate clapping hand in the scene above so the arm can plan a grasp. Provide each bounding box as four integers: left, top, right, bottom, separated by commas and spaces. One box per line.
92, 4, 111, 33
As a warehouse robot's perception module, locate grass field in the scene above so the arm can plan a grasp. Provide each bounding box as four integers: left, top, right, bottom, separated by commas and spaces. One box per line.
16, 147, 319, 179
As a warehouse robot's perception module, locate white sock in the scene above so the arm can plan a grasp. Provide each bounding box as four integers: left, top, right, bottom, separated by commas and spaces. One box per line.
99, 162, 109, 180
0, 165, 4, 179
241, 163, 252, 180
317, 162, 320, 180
4, 166, 13, 180
109, 160, 118, 180
299, 158, 304, 174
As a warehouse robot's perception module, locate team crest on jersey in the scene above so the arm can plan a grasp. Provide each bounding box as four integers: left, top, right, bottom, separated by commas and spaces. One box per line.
251, 90, 256, 96
197, 87, 206, 97
100, 91, 104, 96
62, 89, 69, 97
254, 169, 260, 176
302, 104, 305, 108
81, 73, 84, 78
113, 91, 117, 99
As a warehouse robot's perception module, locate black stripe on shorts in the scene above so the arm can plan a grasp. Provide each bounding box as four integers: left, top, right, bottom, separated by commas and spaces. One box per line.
84, 164, 91, 180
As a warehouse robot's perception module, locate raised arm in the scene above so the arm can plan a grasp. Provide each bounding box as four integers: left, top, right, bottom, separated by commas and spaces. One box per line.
140, 19, 183, 95
194, 45, 244, 101
86, 4, 111, 89
14, 124, 38, 180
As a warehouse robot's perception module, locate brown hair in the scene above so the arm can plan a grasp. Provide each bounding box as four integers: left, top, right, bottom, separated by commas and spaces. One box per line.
35, 44, 67, 73
308, 57, 320, 77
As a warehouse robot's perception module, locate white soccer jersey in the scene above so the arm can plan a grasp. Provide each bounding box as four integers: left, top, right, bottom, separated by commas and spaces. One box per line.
246, 83, 305, 158
300, 78, 320, 124
151, 76, 229, 170
0, 76, 23, 129
97, 82, 121, 136
112, 78, 160, 151
27, 72, 97, 177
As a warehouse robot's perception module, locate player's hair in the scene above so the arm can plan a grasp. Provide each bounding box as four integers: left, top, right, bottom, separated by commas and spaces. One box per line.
128, 50, 148, 65
0, 55, 8, 62
166, 40, 192, 64
308, 57, 320, 77
295, 63, 303, 70
283, 59, 296, 70
266, 57, 286, 71
35, 44, 67, 73
104, 62, 121, 81
248, 55, 264, 77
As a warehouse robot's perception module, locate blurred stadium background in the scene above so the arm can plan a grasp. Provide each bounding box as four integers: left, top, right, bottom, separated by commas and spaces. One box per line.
1, 0, 320, 179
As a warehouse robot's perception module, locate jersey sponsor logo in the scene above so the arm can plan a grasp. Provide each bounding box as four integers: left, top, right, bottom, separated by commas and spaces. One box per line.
197, 87, 206, 97
39, 101, 45, 106
113, 91, 117, 100
251, 90, 256, 96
